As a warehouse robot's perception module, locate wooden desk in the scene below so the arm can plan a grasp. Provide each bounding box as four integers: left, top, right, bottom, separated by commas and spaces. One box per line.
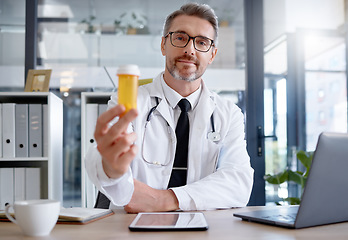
1, 207, 348, 239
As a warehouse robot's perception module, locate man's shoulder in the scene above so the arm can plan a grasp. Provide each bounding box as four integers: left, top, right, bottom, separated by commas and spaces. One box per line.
138, 82, 156, 101
138, 73, 162, 95
209, 91, 236, 106
209, 92, 242, 116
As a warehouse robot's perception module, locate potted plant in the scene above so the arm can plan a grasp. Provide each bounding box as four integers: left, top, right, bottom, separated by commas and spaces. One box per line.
264, 150, 313, 205
80, 15, 96, 33
118, 10, 147, 35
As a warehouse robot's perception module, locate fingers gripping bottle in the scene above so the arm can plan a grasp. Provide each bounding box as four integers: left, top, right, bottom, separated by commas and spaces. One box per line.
117, 65, 140, 116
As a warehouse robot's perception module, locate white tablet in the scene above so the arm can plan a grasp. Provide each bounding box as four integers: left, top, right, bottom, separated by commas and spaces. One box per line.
128, 212, 209, 231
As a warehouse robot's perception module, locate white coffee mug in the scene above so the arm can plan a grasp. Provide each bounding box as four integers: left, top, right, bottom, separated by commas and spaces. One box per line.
5, 199, 60, 236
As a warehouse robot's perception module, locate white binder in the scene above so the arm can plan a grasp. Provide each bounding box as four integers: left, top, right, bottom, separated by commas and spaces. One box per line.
15, 104, 29, 157
14, 168, 25, 201
0, 168, 14, 210
85, 104, 98, 153
0, 103, 2, 158
2, 103, 16, 158
98, 104, 108, 116
85, 104, 98, 208
29, 104, 43, 157
25, 167, 41, 200
42, 104, 48, 157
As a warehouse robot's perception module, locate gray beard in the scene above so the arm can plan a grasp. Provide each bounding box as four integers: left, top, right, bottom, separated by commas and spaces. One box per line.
167, 63, 203, 82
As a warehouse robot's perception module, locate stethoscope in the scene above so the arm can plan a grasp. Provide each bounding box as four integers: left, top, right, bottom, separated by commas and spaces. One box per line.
146, 97, 221, 142
141, 97, 220, 166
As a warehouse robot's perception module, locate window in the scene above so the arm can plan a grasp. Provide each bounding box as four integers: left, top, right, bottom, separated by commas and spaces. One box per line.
263, 0, 346, 205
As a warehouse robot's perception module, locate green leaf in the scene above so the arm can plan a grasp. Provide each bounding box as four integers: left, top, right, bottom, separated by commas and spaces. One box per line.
264, 171, 288, 184
297, 150, 313, 169
287, 170, 306, 188
284, 197, 301, 205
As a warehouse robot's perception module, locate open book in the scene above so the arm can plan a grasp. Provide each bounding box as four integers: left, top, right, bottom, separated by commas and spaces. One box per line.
58, 207, 114, 224
0, 207, 114, 225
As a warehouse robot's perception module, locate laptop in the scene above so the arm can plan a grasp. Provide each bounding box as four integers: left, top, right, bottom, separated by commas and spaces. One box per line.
234, 132, 348, 229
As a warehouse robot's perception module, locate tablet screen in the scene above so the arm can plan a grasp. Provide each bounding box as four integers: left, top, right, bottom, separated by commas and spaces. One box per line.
129, 212, 208, 231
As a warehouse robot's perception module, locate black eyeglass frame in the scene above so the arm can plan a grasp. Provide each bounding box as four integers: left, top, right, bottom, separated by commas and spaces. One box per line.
164, 31, 215, 53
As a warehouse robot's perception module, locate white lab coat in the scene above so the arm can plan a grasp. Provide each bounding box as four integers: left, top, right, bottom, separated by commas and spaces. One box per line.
85, 73, 254, 211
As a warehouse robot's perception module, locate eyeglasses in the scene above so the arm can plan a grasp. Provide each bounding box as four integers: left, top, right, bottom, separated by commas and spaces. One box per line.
165, 31, 215, 52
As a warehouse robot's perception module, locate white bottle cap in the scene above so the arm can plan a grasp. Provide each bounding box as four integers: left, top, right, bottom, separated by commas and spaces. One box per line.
117, 64, 140, 76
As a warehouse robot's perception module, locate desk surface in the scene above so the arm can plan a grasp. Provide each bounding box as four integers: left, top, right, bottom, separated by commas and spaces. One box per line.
1, 206, 348, 240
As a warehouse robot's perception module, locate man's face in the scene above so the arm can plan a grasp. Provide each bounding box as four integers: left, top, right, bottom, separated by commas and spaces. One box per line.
161, 15, 217, 82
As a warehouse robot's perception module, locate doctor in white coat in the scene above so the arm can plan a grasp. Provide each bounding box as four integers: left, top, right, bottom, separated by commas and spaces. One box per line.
86, 3, 253, 213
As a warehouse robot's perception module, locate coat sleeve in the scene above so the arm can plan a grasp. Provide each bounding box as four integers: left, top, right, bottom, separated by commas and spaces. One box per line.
84, 93, 135, 207
171, 105, 254, 210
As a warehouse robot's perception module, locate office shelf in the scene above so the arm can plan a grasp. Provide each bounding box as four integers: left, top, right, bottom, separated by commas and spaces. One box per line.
0, 92, 63, 208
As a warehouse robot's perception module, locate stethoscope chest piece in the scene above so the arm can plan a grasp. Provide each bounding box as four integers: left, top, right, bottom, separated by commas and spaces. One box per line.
207, 131, 221, 142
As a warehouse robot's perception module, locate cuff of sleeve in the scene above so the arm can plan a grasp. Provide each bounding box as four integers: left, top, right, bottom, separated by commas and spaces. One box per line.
95, 157, 134, 206
170, 187, 196, 211
96, 157, 125, 186
85, 145, 134, 206
103, 169, 134, 206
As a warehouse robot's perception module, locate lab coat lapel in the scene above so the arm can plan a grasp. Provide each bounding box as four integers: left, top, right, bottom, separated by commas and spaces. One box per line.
187, 81, 216, 183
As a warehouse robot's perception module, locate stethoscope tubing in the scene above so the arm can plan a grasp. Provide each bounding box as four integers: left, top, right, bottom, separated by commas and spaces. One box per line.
141, 97, 221, 166
146, 97, 220, 142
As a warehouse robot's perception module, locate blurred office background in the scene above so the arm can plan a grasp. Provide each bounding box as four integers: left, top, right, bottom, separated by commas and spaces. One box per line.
0, 0, 347, 207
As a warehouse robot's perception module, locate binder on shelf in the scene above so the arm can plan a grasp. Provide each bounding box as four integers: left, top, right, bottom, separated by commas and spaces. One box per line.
29, 104, 43, 157
85, 103, 99, 208
14, 168, 25, 201
42, 104, 48, 157
25, 168, 41, 200
98, 104, 108, 116
85, 104, 98, 154
15, 104, 29, 157
2, 103, 16, 158
0, 168, 14, 210
0, 104, 2, 158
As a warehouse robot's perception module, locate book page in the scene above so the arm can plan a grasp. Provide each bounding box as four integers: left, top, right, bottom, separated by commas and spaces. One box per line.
59, 208, 113, 222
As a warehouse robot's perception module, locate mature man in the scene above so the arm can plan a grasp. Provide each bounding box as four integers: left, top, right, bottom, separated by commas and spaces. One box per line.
86, 2, 254, 213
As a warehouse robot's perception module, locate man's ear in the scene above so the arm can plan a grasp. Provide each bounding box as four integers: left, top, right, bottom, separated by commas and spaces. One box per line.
208, 47, 218, 65
161, 37, 166, 56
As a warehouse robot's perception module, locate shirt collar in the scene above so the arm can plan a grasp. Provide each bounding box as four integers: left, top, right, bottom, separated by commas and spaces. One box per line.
160, 73, 202, 111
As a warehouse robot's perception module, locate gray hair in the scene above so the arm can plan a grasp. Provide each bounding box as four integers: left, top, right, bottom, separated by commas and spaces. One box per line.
163, 2, 219, 46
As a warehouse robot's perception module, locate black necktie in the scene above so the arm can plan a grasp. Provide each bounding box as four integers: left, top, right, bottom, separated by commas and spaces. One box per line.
168, 99, 191, 188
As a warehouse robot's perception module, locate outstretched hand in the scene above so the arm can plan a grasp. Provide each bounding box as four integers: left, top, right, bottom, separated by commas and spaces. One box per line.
94, 105, 138, 179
